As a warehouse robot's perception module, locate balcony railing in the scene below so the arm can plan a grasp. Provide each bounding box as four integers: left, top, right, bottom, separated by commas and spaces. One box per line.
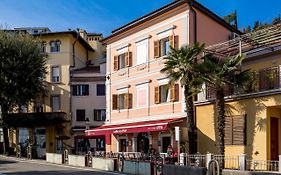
205, 66, 281, 100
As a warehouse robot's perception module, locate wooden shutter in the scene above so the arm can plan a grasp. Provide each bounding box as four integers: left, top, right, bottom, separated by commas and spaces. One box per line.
233, 115, 246, 145
169, 35, 175, 49
170, 83, 179, 102
125, 52, 132, 67
114, 56, 119, 71
154, 40, 160, 58
154, 86, 160, 104
124, 93, 132, 109
224, 116, 233, 145
112, 94, 118, 110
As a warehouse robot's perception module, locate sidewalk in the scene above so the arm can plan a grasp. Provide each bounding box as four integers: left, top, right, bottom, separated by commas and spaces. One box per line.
0, 155, 126, 175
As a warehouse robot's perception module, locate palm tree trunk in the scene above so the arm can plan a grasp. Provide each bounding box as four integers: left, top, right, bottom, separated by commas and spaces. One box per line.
184, 84, 196, 154
215, 87, 225, 156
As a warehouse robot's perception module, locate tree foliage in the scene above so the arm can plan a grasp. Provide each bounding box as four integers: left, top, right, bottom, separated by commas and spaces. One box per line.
0, 30, 47, 153
160, 43, 205, 154
197, 54, 251, 155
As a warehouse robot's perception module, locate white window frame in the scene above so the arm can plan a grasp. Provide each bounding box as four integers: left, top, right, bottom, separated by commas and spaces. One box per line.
51, 66, 60, 83
136, 39, 149, 65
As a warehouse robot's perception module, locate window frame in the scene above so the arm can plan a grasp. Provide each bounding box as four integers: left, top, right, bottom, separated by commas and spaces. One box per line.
72, 84, 89, 96
50, 94, 60, 112
76, 109, 86, 122
96, 84, 106, 96
93, 109, 106, 121
51, 66, 61, 83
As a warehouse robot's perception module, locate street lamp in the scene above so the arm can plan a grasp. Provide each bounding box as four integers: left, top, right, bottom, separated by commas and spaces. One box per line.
85, 118, 90, 130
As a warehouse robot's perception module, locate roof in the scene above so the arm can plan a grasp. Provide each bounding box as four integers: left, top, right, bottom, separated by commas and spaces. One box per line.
87, 32, 103, 36
33, 31, 95, 51
205, 24, 281, 58
102, 0, 241, 43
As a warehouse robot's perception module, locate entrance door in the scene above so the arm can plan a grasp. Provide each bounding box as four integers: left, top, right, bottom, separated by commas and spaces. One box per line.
137, 133, 149, 153
35, 128, 46, 158
271, 117, 279, 160
119, 139, 127, 152
162, 137, 171, 153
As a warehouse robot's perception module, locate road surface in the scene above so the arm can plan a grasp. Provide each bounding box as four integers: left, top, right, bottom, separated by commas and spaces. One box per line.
0, 156, 125, 175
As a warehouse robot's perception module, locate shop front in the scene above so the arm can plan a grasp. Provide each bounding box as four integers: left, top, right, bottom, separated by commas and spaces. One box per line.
85, 117, 186, 154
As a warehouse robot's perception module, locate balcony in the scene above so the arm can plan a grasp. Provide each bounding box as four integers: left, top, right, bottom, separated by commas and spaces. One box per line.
201, 66, 281, 101
6, 112, 69, 127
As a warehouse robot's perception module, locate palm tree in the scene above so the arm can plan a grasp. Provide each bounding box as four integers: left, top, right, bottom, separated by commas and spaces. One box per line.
160, 43, 205, 154
197, 54, 251, 155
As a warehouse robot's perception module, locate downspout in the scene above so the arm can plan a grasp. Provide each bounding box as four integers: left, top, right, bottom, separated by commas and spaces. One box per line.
189, 1, 197, 43
69, 32, 79, 142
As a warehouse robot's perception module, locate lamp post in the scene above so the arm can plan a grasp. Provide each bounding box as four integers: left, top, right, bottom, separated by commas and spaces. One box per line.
85, 118, 90, 130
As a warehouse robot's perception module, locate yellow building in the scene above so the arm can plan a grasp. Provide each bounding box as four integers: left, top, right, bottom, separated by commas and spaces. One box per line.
196, 25, 281, 161
5, 27, 104, 157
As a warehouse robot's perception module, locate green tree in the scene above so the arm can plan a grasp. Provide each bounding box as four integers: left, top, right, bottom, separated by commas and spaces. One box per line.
0, 31, 47, 154
224, 10, 238, 29
197, 54, 251, 155
160, 43, 205, 154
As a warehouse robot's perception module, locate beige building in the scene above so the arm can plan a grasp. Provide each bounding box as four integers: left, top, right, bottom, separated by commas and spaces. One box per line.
6, 27, 105, 157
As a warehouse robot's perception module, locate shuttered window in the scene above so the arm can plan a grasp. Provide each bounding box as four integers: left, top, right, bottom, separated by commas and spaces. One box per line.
113, 52, 132, 71
225, 115, 247, 145
154, 35, 177, 58
112, 93, 132, 110
155, 83, 179, 104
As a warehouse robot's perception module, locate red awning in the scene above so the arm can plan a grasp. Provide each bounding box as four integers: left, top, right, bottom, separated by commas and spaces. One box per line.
85, 118, 183, 136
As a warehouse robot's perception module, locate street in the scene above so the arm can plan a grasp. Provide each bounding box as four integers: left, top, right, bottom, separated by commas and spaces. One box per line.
0, 156, 125, 175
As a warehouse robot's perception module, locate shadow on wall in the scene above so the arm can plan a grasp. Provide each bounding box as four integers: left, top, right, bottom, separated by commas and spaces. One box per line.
197, 128, 218, 154
228, 97, 268, 160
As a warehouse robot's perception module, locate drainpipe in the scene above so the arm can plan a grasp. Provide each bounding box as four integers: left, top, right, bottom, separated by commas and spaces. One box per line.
189, 1, 197, 44
69, 32, 79, 142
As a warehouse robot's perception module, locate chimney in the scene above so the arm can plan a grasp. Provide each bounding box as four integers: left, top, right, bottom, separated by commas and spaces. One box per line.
78, 28, 87, 40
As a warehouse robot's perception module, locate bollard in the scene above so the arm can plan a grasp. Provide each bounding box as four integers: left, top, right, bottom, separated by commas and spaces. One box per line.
239, 154, 246, 171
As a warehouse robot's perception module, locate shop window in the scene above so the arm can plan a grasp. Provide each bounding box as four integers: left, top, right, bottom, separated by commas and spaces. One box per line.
112, 93, 132, 110
155, 83, 179, 104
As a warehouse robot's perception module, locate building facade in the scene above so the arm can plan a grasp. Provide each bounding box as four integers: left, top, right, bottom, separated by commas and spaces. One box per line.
6, 28, 104, 157
86, 0, 239, 154
71, 63, 106, 154
196, 25, 281, 161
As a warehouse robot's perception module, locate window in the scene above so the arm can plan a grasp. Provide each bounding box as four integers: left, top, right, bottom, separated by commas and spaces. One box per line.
154, 35, 175, 58
155, 84, 179, 104
112, 93, 132, 110
72, 85, 89, 96
0, 128, 3, 142
136, 84, 148, 107
18, 128, 29, 146
50, 40, 61, 52
76, 109, 86, 121
40, 41, 46, 53
51, 95, 60, 112
225, 115, 246, 145
51, 66, 60, 83
136, 40, 148, 65
94, 109, 106, 121
97, 84, 105, 96
113, 52, 132, 71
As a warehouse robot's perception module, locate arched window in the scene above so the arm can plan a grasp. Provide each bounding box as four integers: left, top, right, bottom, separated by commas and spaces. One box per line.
40, 41, 46, 53
50, 40, 61, 52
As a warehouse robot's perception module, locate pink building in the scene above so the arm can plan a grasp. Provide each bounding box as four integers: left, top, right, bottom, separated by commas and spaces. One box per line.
86, 0, 240, 153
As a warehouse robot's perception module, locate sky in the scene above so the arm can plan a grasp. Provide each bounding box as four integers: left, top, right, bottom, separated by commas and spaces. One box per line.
0, 0, 280, 37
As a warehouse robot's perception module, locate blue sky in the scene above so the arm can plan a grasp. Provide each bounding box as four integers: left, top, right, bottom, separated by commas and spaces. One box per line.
0, 0, 280, 36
